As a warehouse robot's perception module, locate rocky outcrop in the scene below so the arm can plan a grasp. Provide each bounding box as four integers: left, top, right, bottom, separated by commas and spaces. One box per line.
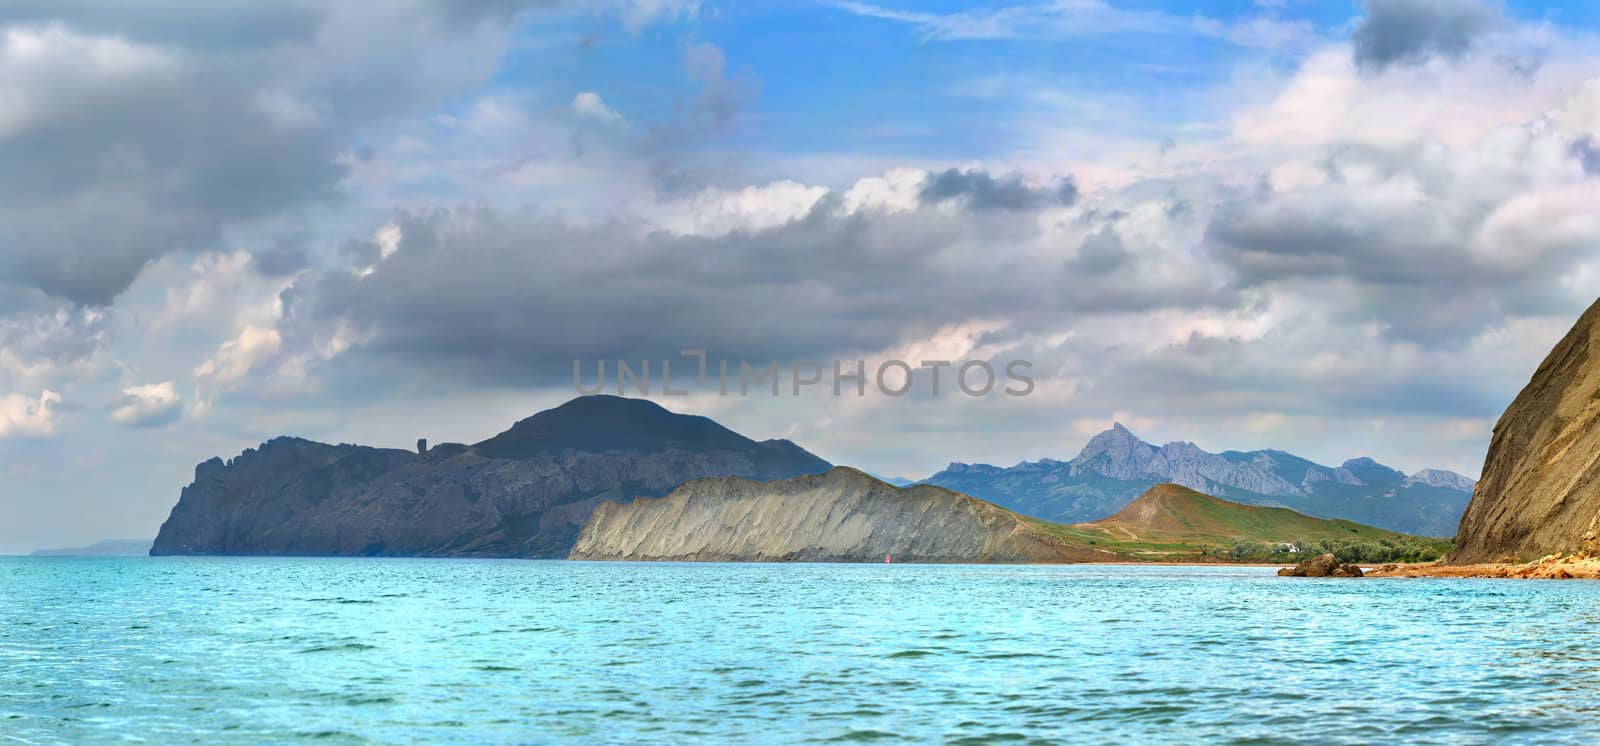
1450, 298, 1600, 563
150, 396, 830, 558
1277, 554, 1364, 577
924, 424, 1474, 536
570, 467, 1122, 563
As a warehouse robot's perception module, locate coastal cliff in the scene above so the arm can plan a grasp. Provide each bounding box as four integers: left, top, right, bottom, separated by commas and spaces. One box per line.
569, 467, 1121, 563
150, 396, 830, 558
1451, 298, 1600, 563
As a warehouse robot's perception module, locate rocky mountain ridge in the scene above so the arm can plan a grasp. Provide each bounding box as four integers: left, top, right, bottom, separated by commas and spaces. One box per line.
150, 396, 831, 558
924, 424, 1474, 536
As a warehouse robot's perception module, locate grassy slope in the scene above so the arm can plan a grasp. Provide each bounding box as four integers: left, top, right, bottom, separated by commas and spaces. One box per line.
1017, 483, 1449, 561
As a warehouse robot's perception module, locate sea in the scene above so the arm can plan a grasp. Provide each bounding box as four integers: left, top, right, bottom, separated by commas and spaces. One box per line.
3, 558, 1599, 744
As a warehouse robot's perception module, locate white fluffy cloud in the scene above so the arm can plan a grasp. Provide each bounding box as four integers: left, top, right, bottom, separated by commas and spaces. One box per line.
571, 91, 626, 126
108, 381, 182, 428
0, 389, 60, 438
194, 325, 283, 390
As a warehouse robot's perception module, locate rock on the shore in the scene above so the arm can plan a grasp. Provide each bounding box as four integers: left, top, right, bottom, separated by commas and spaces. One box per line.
1450, 297, 1600, 563
1277, 553, 1364, 577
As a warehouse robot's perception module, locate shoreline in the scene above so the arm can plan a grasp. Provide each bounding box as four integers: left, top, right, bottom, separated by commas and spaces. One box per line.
1367, 556, 1600, 579
25, 554, 1600, 577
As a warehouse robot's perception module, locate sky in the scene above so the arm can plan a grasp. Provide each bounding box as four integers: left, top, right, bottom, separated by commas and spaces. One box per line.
2, 0, 1599, 552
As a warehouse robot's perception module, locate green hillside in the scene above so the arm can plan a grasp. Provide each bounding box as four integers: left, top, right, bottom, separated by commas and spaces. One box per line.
1026, 483, 1451, 563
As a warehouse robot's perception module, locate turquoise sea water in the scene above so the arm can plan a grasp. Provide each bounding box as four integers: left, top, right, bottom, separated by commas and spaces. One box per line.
4, 559, 1600, 744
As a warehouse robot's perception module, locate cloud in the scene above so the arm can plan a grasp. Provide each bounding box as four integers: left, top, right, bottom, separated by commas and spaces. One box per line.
653, 181, 829, 236
836, 0, 1320, 51
1557, 79, 1600, 137
108, 381, 182, 428
920, 169, 1078, 211
194, 324, 283, 389
1068, 227, 1131, 275
833, 0, 1193, 42
610, 0, 699, 33
0, 4, 538, 305
0, 296, 108, 399
1351, 0, 1501, 71
1205, 130, 1600, 343
572, 91, 626, 125
680, 42, 750, 132
295, 173, 1234, 389
0, 390, 60, 438
635, 41, 761, 192
1573, 137, 1600, 176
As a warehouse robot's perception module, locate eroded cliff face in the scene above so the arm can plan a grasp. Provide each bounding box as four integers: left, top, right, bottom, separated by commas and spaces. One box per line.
569, 467, 1120, 563
150, 396, 830, 558
1451, 298, 1600, 563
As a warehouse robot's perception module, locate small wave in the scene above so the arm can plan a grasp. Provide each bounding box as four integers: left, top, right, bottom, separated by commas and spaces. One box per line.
883, 649, 936, 659
296, 643, 378, 654
947, 734, 1028, 745
292, 730, 364, 741
823, 729, 903, 742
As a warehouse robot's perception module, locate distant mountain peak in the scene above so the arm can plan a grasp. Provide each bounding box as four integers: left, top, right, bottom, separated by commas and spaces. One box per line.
475, 395, 761, 460
1337, 456, 1406, 485
1405, 468, 1476, 491
1073, 424, 1159, 480
1078, 422, 1151, 453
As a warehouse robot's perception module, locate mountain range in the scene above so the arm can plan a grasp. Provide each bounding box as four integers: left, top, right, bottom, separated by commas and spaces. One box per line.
29, 539, 153, 557
151, 395, 831, 558
921, 424, 1474, 537
149, 394, 1473, 559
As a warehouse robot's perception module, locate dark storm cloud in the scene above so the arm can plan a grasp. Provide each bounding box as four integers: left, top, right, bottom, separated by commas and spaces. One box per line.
1206, 198, 1460, 287
0, 3, 529, 305
427, 0, 563, 26
0, 1, 323, 49
1067, 328, 1509, 422
300, 196, 1232, 387
252, 233, 313, 278
1204, 164, 1591, 345
0, 0, 562, 44
1351, 0, 1500, 71
0, 292, 107, 372
1067, 228, 1131, 276
920, 169, 1078, 211
0, 53, 344, 303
